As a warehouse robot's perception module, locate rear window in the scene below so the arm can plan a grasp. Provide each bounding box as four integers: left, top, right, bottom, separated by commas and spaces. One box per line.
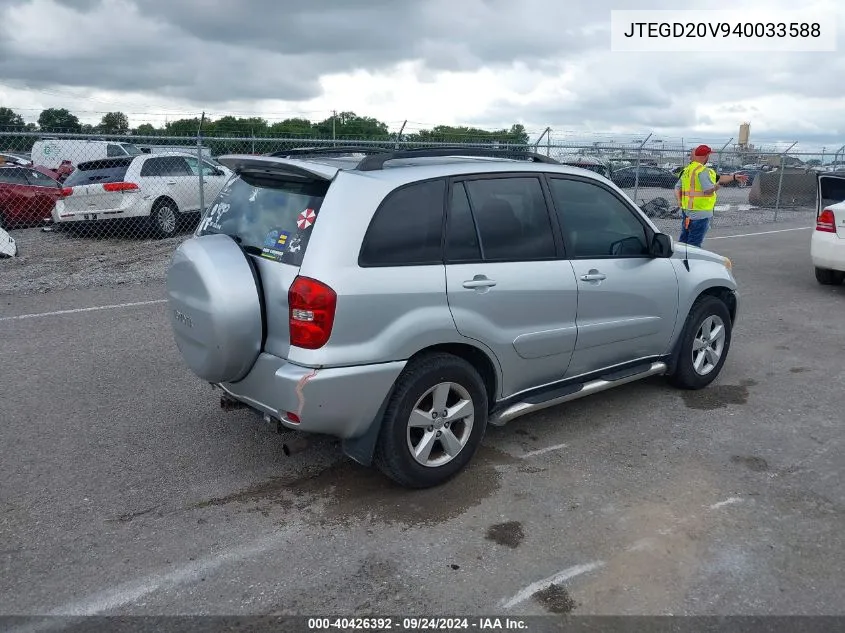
197, 173, 329, 267
64, 158, 133, 187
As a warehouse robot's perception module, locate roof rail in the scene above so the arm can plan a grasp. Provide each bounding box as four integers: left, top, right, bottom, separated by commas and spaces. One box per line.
355, 146, 560, 171
269, 146, 390, 158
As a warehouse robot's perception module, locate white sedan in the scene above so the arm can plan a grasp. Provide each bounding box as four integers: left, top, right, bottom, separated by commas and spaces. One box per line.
812, 174, 845, 285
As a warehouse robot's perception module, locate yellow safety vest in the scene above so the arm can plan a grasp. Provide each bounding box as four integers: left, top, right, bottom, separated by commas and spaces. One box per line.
679, 162, 717, 212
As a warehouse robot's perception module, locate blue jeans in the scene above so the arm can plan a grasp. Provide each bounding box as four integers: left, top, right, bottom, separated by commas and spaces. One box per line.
679, 212, 711, 247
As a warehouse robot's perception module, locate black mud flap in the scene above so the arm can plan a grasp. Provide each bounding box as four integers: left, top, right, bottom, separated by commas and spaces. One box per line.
341, 386, 394, 467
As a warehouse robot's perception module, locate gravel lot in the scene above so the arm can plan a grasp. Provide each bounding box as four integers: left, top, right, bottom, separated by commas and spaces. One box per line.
2, 221, 844, 622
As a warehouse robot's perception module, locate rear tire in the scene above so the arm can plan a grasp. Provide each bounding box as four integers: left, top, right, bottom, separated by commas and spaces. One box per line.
149, 200, 179, 239
374, 353, 488, 489
814, 267, 844, 286
669, 295, 733, 390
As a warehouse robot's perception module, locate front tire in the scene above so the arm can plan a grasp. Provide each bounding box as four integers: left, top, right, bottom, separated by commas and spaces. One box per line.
374, 353, 489, 489
669, 295, 733, 390
814, 267, 844, 286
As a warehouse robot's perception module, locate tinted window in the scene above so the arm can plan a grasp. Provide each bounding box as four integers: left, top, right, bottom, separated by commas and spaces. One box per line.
462, 177, 555, 261
0, 168, 29, 185
107, 144, 126, 157
120, 143, 143, 156
549, 178, 649, 258
140, 156, 192, 177
63, 159, 131, 186
445, 182, 481, 261
25, 170, 59, 187
359, 179, 445, 266
197, 174, 329, 267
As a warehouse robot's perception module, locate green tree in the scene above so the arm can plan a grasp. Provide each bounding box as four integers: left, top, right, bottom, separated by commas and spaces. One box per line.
164, 117, 203, 137
0, 107, 25, 130
37, 108, 82, 132
98, 111, 129, 134
134, 123, 158, 136
268, 117, 314, 137
209, 116, 267, 137
314, 111, 390, 140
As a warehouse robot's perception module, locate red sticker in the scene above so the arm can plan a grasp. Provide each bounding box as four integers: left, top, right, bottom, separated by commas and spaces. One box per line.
296, 208, 316, 230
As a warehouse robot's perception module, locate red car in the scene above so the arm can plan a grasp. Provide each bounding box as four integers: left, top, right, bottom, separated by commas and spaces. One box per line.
0, 165, 67, 229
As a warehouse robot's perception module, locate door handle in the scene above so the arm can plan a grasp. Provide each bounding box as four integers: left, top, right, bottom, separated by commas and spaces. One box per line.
463, 275, 497, 289
580, 271, 607, 282
167, 181, 177, 185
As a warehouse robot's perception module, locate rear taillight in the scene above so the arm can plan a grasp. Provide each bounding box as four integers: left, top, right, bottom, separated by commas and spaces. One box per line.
816, 209, 836, 233
102, 182, 139, 193
288, 276, 337, 349
60, 187, 73, 197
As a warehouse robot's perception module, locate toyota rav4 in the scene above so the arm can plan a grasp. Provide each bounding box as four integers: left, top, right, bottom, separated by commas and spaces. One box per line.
166, 147, 739, 489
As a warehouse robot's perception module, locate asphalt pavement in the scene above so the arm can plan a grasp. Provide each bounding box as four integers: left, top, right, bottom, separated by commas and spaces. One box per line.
2, 221, 844, 619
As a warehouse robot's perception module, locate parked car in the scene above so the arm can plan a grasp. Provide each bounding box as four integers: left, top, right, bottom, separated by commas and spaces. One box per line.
611, 165, 679, 188
812, 173, 845, 285
166, 147, 739, 489
30, 139, 143, 171
560, 159, 611, 178
723, 169, 759, 188
0, 152, 31, 166
0, 225, 16, 257
53, 152, 232, 238
0, 165, 65, 229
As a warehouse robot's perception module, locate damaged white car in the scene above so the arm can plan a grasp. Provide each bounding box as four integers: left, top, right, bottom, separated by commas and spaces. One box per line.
0, 226, 17, 258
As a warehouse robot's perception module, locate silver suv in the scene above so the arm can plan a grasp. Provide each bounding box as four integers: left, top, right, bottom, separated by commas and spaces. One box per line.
166, 147, 739, 489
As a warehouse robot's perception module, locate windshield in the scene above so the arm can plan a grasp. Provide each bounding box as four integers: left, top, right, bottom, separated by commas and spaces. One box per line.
120, 143, 143, 156
197, 173, 329, 267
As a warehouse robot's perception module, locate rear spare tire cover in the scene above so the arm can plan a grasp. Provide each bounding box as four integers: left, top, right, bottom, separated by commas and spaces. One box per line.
166, 233, 263, 384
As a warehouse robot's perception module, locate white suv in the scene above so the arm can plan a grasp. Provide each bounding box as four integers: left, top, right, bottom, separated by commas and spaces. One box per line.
53, 152, 232, 238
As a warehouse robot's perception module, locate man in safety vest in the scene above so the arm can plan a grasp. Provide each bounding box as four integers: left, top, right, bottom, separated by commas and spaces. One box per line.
675, 145, 747, 247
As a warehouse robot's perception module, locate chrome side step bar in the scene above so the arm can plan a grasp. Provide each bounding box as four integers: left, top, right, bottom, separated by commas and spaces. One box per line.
488, 361, 668, 427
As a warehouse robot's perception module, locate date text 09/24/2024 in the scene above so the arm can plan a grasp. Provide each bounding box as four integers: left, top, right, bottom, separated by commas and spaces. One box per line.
307, 617, 529, 630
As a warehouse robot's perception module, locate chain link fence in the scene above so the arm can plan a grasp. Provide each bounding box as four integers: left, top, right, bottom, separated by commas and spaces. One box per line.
0, 130, 838, 294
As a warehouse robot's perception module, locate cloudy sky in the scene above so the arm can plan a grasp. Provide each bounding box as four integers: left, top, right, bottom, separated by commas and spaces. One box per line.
0, 0, 843, 152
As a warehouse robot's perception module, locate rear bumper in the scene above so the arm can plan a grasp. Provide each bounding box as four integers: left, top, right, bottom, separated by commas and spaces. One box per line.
218, 353, 406, 439
53, 198, 153, 223
810, 232, 845, 272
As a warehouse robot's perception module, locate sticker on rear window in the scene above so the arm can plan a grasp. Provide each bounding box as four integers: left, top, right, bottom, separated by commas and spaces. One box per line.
296, 208, 316, 230
260, 230, 290, 262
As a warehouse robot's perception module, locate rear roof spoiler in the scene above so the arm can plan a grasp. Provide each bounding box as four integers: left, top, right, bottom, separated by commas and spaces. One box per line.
216, 154, 340, 181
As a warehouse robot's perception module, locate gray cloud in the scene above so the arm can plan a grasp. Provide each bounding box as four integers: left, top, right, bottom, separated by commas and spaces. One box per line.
0, 0, 843, 149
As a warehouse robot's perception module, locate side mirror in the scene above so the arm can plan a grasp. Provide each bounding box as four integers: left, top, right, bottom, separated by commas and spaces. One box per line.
650, 232, 673, 258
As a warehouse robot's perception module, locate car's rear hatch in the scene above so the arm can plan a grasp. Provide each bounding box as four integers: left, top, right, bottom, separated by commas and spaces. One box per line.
194, 156, 337, 360
818, 173, 845, 238
60, 157, 137, 215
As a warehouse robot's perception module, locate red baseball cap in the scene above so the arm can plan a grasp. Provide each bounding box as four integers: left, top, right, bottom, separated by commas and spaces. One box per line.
693, 144, 713, 156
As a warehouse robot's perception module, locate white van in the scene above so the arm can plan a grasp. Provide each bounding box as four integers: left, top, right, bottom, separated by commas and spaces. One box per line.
30, 139, 143, 170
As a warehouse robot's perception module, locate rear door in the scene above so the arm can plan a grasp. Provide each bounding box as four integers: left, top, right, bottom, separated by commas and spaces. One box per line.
818, 174, 845, 237
184, 156, 230, 208
195, 161, 334, 358
60, 158, 133, 218
139, 156, 196, 210
546, 175, 679, 378
444, 174, 579, 398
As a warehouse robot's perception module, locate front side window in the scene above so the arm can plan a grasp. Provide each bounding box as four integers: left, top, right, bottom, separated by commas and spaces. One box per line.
548, 177, 649, 258
140, 157, 192, 178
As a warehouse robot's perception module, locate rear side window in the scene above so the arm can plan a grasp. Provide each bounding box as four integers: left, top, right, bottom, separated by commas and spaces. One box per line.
462, 177, 556, 261
197, 174, 329, 267
107, 144, 126, 157
358, 179, 446, 267
62, 159, 132, 186
140, 157, 192, 177
25, 170, 59, 187
0, 168, 29, 185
